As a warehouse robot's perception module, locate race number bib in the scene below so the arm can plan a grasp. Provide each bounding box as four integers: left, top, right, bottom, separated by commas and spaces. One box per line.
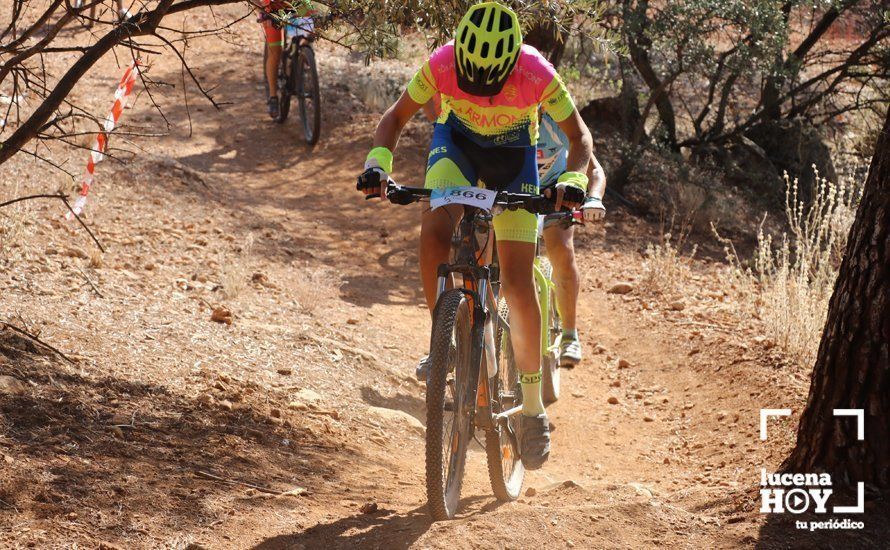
430, 187, 497, 211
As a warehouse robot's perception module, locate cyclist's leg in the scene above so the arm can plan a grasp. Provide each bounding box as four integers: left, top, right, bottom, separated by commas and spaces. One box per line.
263, 18, 283, 116
497, 240, 541, 380
543, 223, 582, 365
542, 223, 579, 331
495, 216, 550, 469
490, 149, 546, 414
420, 205, 462, 312
420, 124, 477, 314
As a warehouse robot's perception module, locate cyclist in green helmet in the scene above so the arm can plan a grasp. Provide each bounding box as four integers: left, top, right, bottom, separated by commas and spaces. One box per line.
357, 2, 593, 470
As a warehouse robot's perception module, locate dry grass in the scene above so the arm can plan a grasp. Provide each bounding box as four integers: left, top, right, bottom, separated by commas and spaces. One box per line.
220, 233, 255, 300
718, 168, 860, 367
641, 226, 698, 298
0, 182, 27, 258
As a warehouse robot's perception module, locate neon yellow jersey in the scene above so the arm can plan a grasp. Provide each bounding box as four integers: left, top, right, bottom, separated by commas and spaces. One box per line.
407, 41, 575, 148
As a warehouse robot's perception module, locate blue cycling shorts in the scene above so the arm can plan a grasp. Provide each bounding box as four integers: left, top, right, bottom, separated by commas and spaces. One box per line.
424, 124, 540, 243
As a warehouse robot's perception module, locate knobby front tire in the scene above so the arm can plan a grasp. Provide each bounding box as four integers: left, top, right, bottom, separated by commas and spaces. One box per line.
426, 289, 473, 521
277, 44, 296, 123
297, 45, 321, 145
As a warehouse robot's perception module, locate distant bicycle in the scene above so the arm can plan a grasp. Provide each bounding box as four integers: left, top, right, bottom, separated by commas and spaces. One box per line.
263, 13, 321, 145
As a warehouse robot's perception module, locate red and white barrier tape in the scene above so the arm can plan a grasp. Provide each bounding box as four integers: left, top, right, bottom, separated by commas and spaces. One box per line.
68, 61, 140, 217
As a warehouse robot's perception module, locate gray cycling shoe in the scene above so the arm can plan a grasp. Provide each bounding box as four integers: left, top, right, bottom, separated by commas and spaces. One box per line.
519, 413, 551, 470
415, 355, 431, 382
559, 334, 582, 368
417, 334, 458, 382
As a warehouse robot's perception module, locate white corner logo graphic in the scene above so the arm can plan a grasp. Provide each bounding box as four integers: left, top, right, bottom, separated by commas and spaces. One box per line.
760, 408, 792, 440
759, 408, 867, 528
833, 409, 865, 441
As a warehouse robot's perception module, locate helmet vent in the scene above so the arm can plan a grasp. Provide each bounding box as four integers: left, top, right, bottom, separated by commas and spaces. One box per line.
480, 42, 489, 57
485, 8, 495, 32
507, 34, 514, 53
468, 33, 477, 54
470, 8, 485, 26
500, 11, 512, 31
495, 38, 503, 58
460, 26, 468, 43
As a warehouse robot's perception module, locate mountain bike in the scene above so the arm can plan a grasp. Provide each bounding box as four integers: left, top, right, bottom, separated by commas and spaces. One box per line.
383, 183, 577, 520
262, 14, 321, 145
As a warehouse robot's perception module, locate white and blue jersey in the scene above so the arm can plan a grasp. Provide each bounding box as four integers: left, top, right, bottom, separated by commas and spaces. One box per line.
536, 113, 569, 186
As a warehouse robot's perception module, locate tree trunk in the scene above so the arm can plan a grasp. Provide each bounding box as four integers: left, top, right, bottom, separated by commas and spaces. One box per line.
782, 110, 890, 491
623, 0, 678, 150
761, 4, 843, 122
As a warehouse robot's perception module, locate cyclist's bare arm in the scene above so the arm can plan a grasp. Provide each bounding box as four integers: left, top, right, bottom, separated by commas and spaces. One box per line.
546, 109, 592, 209
421, 100, 438, 123
588, 154, 606, 200
555, 109, 593, 177
373, 90, 424, 150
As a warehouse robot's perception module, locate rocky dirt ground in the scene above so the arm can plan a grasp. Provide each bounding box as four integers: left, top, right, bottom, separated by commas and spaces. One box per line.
1, 6, 888, 549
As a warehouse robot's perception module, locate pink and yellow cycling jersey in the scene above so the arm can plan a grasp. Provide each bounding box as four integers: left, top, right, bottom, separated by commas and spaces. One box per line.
407, 42, 575, 148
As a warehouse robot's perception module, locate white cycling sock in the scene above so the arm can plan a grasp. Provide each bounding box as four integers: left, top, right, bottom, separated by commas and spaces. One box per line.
520, 370, 545, 416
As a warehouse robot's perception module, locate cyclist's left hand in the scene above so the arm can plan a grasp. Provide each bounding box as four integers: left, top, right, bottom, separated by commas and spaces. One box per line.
582, 197, 606, 222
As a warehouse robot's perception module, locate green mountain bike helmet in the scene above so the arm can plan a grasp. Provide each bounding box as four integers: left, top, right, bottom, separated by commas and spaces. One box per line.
454, 2, 522, 96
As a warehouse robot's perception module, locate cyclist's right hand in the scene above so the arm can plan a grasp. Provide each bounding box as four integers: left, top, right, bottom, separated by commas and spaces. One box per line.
356, 167, 388, 200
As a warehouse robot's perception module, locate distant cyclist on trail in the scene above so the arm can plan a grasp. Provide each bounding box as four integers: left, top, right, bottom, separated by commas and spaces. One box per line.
256, 0, 316, 119
357, 2, 593, 469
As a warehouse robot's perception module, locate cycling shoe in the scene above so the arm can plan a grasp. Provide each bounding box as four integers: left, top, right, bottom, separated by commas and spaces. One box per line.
519, 413, 551, 470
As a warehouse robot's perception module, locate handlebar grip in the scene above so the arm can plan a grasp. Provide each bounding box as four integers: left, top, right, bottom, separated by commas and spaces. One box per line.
527, 197, 558, 215
563, 185, 585, 205
385, 184, 421, 205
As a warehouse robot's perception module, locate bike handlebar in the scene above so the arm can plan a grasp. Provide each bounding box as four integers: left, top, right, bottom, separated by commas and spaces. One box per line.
381, 182, 580, 217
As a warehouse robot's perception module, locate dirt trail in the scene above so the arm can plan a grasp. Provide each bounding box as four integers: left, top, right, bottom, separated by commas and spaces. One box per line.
2, 9, 886, 549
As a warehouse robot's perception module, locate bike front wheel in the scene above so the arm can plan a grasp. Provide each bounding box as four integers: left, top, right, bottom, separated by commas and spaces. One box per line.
296, 45, 321, 145
538, 257, 561, 405
426, 289, 474, 520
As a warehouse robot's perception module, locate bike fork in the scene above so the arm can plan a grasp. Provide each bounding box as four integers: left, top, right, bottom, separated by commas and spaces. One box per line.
472, 278, 497, 432
436, 264, 448, 302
